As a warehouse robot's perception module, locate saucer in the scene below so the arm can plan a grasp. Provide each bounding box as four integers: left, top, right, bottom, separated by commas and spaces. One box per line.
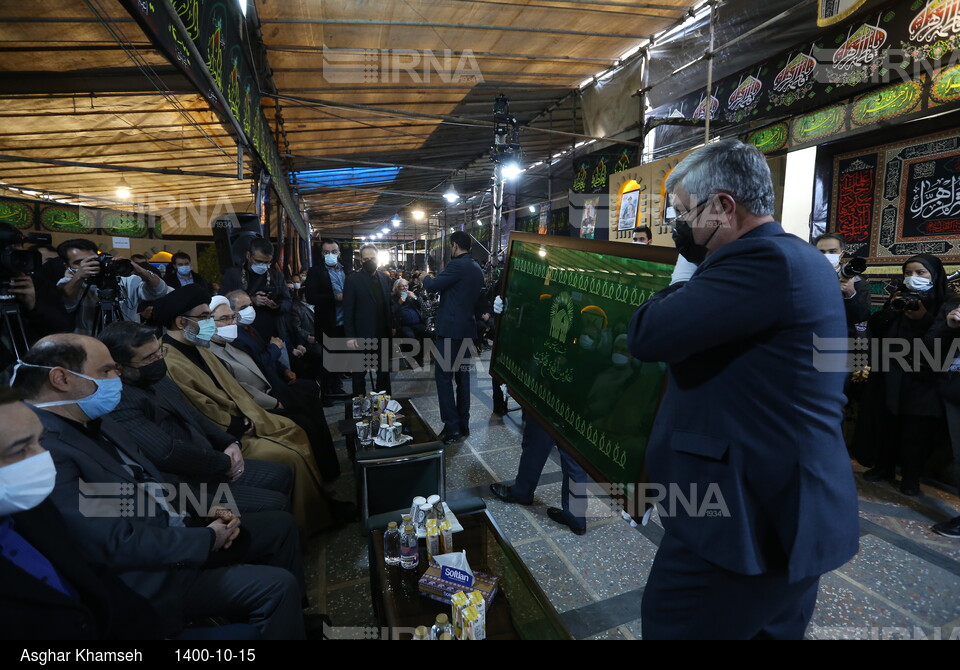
374, 434, 413, 448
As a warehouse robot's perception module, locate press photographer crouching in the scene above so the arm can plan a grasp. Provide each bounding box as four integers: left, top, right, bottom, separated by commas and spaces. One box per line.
814, 233, 870, 337
858, 254, 947, 496
56, 238, 169, 336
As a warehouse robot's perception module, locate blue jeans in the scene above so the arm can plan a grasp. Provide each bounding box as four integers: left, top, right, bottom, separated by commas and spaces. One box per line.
512, 415, 588, 530
434, 338, 472, 434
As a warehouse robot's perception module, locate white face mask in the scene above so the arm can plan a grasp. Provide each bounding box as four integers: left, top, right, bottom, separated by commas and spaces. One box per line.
823, 253, 841, 268
904, 275, 933, 292
612, 353, 630, 366
580, 334, 595, 349
0, 451, 57, 516
216, 324, 238, 342
250, 262, 269, 275
237, 306, 256, 325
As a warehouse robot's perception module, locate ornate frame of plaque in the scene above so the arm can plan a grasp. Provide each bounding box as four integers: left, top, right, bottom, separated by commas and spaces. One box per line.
490, 232, 677, 489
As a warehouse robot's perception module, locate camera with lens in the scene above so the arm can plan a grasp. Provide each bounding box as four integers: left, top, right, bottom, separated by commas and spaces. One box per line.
0, 225, 50, 299
88, 254, 134, 290
838, 256, 867, 279
891, 291, 923, 312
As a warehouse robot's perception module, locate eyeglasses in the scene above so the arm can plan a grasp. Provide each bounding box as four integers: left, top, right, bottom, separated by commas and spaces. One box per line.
665, 196, 714, 229
212, 313, 238, 325
137, 345, 168, 365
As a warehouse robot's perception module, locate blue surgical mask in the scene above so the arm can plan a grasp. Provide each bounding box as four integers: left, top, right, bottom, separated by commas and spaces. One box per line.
400, 291, 409, 299
904, 276, 933, 292
612, 353, 630, 366
177, 265, 192, 276
250, 262, 270, 275
324, 253, 338, 266
16, 362, 123, 420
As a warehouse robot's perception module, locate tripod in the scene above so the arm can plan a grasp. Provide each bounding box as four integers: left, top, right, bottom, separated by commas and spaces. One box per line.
0, 296, 29, 362
92, 287, 125, 337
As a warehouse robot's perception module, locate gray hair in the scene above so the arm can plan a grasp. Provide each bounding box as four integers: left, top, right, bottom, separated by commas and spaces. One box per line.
664, 139, 774, 217
224, 289, 249, 310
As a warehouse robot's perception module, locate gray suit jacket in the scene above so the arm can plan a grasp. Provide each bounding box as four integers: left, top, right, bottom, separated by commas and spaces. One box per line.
35, 408, 213, 636
208, 341, 279, 410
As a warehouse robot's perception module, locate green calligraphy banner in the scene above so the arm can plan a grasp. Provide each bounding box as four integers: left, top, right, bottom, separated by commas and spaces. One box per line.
491, 233, 676, 486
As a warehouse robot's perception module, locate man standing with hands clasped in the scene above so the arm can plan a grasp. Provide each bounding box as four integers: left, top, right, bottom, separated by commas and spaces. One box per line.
627, 139, 859, 639
418, 231, 485, 444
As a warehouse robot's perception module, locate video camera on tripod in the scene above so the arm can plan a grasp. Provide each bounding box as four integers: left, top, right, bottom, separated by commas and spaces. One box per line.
0, 226, 51, 361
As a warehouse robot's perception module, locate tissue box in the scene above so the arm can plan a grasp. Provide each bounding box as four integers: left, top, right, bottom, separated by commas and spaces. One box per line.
417, 564, 499, 607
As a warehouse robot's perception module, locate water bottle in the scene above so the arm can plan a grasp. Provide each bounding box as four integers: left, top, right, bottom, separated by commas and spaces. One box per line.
431, 613, 453, 640
400, 524, 419, 570
383, 521, 401, 566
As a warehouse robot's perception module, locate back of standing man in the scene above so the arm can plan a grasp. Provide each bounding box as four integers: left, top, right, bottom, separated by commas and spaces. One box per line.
420, 232, 485, 444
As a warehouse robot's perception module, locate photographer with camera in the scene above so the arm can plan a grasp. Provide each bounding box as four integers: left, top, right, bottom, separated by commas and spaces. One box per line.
220, 238, 292, 369
56, 238, 169, 336
0, 225, 73, 369
814, 234, 870, 337
859, 254, 947, 496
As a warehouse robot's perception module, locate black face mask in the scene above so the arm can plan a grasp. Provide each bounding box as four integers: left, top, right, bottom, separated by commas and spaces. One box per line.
672, 219, 720, 265
129, 358, 167, 388
362, 259, 377, 274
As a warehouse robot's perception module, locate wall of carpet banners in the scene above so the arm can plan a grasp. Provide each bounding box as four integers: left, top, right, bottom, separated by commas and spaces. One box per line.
829, 129, 960, 263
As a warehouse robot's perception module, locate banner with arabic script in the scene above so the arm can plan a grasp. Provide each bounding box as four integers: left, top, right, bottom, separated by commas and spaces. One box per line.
819, 0, 873, 27
654, 0, 960, 144
490, 233, 676, 487
831, 129, 960, 263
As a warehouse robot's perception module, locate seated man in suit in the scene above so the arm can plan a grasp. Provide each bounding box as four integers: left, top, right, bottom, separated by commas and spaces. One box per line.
627, 139, 859, 639
98, 321, 293, 515
0, 388, 163, 640
10, 334, 310, 639
219, 292, 340, 482
150, 285, 337, 538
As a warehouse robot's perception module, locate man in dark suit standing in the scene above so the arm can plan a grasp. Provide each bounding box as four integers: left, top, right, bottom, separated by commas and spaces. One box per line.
305, 239, 350, 401
343, 244, 393, 396
628, 139, 859, 639
421, 232, 485, 444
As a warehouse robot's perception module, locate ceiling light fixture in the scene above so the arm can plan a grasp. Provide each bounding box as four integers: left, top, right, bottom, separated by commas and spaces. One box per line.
443, 183, 459, 203
412, 209, 425, 220
501, 162, 522, 180
115, 176, 132, 199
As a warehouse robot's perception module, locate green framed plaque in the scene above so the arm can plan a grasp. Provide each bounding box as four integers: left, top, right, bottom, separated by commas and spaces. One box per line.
491, 233, 676, 487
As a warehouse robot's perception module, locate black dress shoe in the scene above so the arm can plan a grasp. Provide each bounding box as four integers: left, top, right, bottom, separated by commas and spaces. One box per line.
547, 507, 586, 536
460, 426, 470, 437
932, 516, 960, 538
437, 429, 462, 445
489, 483, 533, 505
863, 467, 895, 482
492, 401, 507, 416
900, 479, 921, 496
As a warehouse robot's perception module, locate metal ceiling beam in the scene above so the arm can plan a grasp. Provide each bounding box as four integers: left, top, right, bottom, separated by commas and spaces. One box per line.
448, 0, 683, 18
0, 153, 249, 180
267, 93, 640, 146
0, 69, 194, 95
268, 46, 618, 65
258, 18, 649, 40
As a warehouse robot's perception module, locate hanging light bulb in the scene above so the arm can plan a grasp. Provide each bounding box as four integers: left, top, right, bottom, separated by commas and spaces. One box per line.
529, 204, 536, 213
412, 209, 425, 220
115, 176, 132, 199
391, 214, 401, 227
381, 227, 390, 234
443, 183, 459, 203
